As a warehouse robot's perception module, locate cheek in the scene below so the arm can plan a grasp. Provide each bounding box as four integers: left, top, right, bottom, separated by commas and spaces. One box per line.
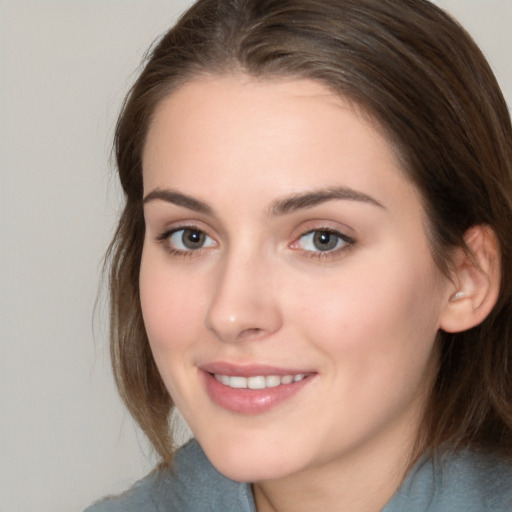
288, 252, 443, 372
139, 252, 204, 360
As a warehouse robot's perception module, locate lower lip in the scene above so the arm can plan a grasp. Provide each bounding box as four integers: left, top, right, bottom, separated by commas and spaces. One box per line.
202, 371, 314, 415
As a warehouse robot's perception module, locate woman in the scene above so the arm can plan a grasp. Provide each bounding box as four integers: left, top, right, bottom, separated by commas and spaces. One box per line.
87, 0, 512, 510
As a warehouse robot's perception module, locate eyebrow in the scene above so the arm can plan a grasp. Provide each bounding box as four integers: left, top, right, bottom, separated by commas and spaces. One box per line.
142, 185, 385, 216
269, 186, 385, 216
143, 188, 212, 215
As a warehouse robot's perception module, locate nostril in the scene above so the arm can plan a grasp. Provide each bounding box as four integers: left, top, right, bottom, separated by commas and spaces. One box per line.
238, 327, 265, 340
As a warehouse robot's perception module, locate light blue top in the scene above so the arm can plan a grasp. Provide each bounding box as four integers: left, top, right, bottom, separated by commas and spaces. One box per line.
85, 439, 512, 511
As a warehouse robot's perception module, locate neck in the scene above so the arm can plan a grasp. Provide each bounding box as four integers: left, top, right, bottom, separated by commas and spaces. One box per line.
252, 411, 423, 512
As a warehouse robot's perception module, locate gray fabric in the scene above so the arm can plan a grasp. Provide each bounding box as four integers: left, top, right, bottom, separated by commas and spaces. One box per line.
85, 440, 255, 512
382, 447, 512, 511
85, 439, 512, 511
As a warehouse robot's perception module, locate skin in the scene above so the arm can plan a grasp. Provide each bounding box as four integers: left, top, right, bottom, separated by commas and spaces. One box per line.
139, 76, 455, 512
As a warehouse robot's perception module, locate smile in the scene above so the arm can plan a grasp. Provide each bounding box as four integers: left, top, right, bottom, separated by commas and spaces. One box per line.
214, 373, 307, 389
203, 368, 315, 414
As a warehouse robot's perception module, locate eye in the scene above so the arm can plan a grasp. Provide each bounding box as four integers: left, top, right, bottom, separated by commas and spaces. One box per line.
165, 227, 216, 252
293, 229, 354, 253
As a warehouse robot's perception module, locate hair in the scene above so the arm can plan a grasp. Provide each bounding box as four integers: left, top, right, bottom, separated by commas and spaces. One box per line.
107, 0, 512, 464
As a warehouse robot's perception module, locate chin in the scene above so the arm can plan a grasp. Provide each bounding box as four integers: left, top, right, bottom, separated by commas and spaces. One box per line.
211, 452, 296, 483
197, 430, 304, 483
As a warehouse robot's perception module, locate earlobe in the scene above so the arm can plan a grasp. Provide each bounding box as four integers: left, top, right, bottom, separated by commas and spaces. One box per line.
440, 225, 501, 333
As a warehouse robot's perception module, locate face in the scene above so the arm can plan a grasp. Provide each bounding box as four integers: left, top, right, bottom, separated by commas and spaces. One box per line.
140, 76, 452, 484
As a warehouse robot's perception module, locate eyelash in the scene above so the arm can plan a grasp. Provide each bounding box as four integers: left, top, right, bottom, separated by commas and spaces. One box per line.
291, 228, 355, 259
155, 226, 355, 259
156, 226, 216, 257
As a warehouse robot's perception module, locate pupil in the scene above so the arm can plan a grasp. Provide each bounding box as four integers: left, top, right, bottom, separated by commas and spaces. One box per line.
313, 231, 337, 251
183, 229, 204, 249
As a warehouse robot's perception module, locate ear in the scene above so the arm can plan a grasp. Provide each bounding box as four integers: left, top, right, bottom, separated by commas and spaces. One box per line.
439, 225, 501, 333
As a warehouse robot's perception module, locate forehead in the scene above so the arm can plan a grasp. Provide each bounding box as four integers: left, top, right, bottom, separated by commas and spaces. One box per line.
144, 77, 397, 177
143, 76, 351, 163
141, 75, 422, 221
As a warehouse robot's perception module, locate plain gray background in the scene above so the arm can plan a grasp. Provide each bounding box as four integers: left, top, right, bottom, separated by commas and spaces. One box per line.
0, 1, 510, 511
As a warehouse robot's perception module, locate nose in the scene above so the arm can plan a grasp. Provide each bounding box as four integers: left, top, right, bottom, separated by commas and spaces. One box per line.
204, 250, 283, 343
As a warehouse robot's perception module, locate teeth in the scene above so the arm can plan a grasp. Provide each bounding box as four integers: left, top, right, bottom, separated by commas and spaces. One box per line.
217, 374, 230, 386
214, 373, 307, 389
281, 375, 294, 385
229, 376, 247, 389
248, 376, 266, 389
265, 375, 281, 388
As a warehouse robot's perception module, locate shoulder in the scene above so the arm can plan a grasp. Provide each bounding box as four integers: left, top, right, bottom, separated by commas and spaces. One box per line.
384, 448, 512, 512
84, 439, 255, 512
436, 449, 512, 511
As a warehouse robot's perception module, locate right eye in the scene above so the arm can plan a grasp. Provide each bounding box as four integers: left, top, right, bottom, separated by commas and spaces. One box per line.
162, 227, 217, 253
296, 229, 348, 252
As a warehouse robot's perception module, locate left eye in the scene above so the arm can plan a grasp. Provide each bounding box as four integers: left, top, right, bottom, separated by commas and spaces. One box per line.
168, 228, 216, 251
295, 230, 351, 252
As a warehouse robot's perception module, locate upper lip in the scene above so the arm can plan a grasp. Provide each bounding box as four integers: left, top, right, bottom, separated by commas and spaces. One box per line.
200, 361, 315, 377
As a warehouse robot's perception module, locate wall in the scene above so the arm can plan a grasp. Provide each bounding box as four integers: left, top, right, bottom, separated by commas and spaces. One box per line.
0, 1, 510, 511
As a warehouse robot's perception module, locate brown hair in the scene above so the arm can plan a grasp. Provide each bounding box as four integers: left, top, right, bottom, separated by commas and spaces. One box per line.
108, 0, 512, 464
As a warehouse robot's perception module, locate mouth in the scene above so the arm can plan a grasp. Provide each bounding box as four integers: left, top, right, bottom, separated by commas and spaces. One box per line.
213, 373, 307, 389
200, 363, 316, 414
